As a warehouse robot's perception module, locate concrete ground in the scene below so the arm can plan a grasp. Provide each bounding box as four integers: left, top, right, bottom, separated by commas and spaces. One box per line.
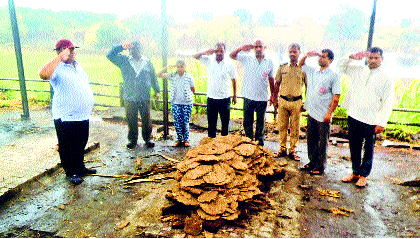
0, 107, 419, 237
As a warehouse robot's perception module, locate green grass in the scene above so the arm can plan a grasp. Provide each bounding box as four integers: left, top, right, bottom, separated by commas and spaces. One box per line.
1, 48, 419, 135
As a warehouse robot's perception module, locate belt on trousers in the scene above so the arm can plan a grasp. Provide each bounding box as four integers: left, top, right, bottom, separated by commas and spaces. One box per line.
280, 95, 302, 102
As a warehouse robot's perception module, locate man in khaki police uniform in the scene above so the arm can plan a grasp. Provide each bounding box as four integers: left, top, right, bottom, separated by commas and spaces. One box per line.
273, 43, 306, 161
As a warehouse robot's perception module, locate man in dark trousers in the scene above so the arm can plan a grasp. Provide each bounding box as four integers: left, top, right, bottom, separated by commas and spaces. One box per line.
298, 49, 341, 175
107, 41, 160, 149
338, 47, 394, 187
230, 39, 275, 146
39, 39, 96, 185
193, 42, 237, 138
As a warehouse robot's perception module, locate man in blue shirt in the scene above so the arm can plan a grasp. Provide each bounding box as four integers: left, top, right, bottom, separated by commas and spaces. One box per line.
39, 39, 96, 185
298, 49, 341, 175
107, 41, 160, 149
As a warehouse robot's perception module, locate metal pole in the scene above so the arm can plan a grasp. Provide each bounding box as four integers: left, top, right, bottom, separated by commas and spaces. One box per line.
367, 0, 377, 50
8, 0, 30, 120
161, 0, 169, 139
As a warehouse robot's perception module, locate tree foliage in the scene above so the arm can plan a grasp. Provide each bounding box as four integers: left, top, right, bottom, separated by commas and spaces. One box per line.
234, 9, 253, 25
258, 11, 276, 27
0, 5, 418, 59
325, 5, 367, 55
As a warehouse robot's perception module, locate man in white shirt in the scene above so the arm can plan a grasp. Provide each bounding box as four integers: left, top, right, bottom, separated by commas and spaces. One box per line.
193, 43, 238, 138
230, 39, 275, 146
39, 39, 96, 185
338, 47, 395, 187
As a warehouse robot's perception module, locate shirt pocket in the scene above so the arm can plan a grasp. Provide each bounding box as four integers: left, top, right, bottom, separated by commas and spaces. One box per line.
318, 80, 333, 95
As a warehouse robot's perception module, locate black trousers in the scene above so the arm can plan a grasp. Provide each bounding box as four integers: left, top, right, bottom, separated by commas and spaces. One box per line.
307, 115, 330, 171
243, 98, 267, 145
348, 116, 376, 177
54, 119, 89, 176
207, 97, 231, 138
125, 100, 152, 144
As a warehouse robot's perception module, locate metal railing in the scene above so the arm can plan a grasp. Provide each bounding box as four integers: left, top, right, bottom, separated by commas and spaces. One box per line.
1, 77, 419, 126
0, 78, 122, 108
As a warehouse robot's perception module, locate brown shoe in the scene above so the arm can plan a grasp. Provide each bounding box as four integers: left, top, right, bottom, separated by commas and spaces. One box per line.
355, 176, 367, 187
274, 151, 287, 158
172, 141, 183, 147
342, 174, 359, 183
288, 152, 300, 161
183, 141, 190, 147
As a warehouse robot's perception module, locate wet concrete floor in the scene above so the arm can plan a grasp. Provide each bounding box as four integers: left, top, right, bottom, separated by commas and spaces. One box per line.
0, 109, 419, 237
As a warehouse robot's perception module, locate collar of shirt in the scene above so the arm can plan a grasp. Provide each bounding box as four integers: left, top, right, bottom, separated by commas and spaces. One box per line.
253, 55, 267, 63
129, 56, 148, 76
316, 66, 332, 74
209, 57, 227, 67
62, 61, 79, 68
215, 59, 226, 65
171, 72, 190, 79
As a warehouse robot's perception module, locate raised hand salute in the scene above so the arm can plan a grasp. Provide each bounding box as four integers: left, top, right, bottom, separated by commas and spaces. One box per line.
349, 51, 369, 60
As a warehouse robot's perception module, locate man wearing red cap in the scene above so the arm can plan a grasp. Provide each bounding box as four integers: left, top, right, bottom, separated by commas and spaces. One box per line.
39, 39, 95, 185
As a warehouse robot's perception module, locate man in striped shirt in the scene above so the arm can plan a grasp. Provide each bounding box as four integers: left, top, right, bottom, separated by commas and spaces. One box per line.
298, 49, 341, 175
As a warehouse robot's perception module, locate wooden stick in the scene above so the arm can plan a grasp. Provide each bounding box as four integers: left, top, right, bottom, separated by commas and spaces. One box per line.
107, 185, 114, 195
124, 176, 170, 185
90, 174, 128, 178
138, 153, 179, 163
123, 178, 159, 185
99, 157, 107, 166
158, 153, 180, 163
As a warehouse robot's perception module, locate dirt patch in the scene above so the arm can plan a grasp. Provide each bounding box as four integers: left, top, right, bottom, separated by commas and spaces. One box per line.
1, 108, 420, 238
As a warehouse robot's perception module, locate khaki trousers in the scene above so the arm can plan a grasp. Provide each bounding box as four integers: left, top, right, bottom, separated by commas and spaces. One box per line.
277, 98, 302, 153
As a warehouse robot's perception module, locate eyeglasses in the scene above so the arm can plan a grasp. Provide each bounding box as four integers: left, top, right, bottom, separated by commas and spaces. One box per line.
254, 46, 263, 49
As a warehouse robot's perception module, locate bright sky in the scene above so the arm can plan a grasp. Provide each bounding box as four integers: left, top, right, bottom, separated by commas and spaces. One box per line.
3, 0, 419, 24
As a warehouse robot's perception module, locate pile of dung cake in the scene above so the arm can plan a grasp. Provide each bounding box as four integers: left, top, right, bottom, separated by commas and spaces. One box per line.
166, 134, 282, 221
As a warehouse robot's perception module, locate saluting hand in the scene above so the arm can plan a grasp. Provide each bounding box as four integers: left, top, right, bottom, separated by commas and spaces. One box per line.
306, 51, 320, 58
349, 51, 369, 60
122, 42, 133, 50
241, 44, 254, 52
205, 49, 216, 55
59, 48, 71, 62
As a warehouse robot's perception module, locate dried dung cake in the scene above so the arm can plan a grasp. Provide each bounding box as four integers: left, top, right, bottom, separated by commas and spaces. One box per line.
166, 134, 282, 223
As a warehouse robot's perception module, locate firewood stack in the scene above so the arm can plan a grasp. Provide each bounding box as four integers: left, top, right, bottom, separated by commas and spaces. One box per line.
166, 135, 282, 221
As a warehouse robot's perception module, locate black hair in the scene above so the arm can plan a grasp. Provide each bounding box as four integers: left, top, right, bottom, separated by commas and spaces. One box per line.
368, 47, 383, 57
176, 60, 186, 66
215, 42, 226, 51
288, 43, 301, 51
321, 49, 334, 61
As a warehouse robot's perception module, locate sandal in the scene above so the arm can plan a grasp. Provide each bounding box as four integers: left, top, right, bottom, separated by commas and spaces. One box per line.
274, 151, 287, 158
172, 141, 183, 147
309, 168, 324, 175
342, 174, 359, 183
288, 152, 300, 161
355, 176, 367, 187
299, 164, 312, 171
